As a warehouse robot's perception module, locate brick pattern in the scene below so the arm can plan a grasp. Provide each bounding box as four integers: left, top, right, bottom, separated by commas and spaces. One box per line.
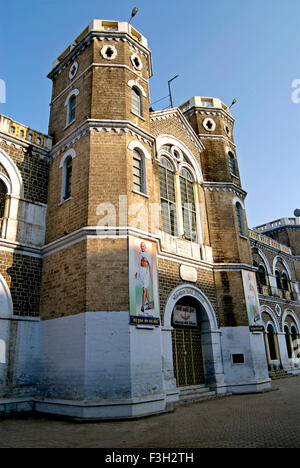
157, 257, 219, 325
0, 251, 42, 316
40, 241, 86, 320
214, 270, 250, 327
0, 140, 49, 204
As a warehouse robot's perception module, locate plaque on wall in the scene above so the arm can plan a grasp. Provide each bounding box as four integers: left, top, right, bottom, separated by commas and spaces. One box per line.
179, 265, 197, 283
173, 305, 198, 326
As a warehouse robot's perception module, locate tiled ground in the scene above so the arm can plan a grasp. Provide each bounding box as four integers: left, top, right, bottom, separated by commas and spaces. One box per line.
0, 376, 299, 448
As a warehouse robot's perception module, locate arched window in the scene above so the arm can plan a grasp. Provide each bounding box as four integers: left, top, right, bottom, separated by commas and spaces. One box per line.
132, 86, 143, 117
62, 156, 72, 200
0, 179, 7, 219
257, 264, 267, 286
284, 325, 292, 358
275, 270, 281, 290
159, 156, 177, 237
158, 143, 201, 242
291, 325, 300, 359
68, 95, 76, 124
133, 149, 146, 194
235, 201, 246, 236
228, 151, 237, 176
281, 272, 289, 291
179, 167, 196, 241
267, 324, 277, 361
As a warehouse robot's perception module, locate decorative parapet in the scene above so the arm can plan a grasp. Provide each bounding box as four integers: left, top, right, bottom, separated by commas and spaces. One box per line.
255, 217, 300, 233
248, 229, 292, 255
0, 114, 52, 151
179, 96, 234, 124
49, 19, 152, 79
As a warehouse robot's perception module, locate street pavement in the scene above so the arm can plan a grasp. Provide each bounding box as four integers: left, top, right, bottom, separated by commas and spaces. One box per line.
0, 375, 299, 448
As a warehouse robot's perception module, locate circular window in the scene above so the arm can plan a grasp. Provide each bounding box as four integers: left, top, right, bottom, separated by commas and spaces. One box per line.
100, 45, 118, 60
69, 61, 78, 80
131, 53, 143, 70
171, 146, 183, 162
203, 118, 216, 132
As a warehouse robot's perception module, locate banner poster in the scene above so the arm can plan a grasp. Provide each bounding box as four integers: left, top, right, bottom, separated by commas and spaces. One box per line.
173, 305, 197, 327
129, 236, 160, 326
241, 270, 261, 326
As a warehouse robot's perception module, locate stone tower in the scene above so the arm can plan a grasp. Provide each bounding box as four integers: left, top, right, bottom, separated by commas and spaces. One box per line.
180, 97, 255, 327
39, 20, 165, 419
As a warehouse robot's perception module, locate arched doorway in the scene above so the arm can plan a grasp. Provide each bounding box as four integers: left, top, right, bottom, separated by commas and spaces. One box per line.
171, 295, 205, 386
163, 285, 222, 391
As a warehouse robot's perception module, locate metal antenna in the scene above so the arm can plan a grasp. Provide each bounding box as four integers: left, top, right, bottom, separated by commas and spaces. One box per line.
168, 75, 179, 108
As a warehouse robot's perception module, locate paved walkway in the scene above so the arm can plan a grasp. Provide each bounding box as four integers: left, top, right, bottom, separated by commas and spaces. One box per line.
0, 376, 299, 448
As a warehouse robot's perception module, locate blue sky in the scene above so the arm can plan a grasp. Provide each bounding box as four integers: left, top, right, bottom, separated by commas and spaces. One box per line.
1, 0, 299, 228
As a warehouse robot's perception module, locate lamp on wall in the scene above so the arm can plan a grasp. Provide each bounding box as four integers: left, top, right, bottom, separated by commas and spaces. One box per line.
129, 7, 138, 24
229, 98, 237, 109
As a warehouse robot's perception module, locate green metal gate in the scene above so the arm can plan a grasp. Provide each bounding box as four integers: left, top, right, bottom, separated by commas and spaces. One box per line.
172, 326, 205, 387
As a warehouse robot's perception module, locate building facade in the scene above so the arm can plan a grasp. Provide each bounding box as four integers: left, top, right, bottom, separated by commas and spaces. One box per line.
0, 19, 299, 419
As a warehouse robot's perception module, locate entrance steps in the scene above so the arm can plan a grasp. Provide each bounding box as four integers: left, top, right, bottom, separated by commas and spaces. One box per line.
269, 369, 291, 380
176, 385, 217, 406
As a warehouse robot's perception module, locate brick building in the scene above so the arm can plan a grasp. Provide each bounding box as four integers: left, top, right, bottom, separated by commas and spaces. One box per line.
0, 19, 299, 419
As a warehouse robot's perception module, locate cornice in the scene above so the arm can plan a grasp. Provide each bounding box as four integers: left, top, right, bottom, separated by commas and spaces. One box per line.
50, 119, 155, 159
0, 132, 51, 160
250, 237, 300, 261
198, 133, 236, 147
48, 31, 153, 81
0, 239, 43, 258
184, 106, 235, 125
202, 181, 247, 199
212, 263, 256, 273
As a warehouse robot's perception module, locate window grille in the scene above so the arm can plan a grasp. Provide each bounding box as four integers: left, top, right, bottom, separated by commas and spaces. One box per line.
180, 168, 197, 241
68, 95, 76, 123
228, 151, 237, 176
64, 156, 72, 200
159, 158, 177, 236
133, 150, 144, 192
132, 87, 142, 116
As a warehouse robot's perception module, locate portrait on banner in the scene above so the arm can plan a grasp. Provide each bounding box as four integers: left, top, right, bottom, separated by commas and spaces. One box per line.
129, 236, 160, 325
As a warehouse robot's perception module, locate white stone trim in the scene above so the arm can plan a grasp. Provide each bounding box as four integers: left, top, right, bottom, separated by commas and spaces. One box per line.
156, 135, 203, 183
100, 45, 118, 60
282, 309, 300, 333
128, 140, 151, 160
251, 247, 272, 275
203, 117, 216, 132
68, 61, 78, 80
272, 255, 293, 280
232, 196, 245, 209
260, 305, 280, 332
0, 274, 13, 316
127, 79, 146, 97
130, 53, 143, 70
163, 284, 218, 330
59, 148, 76, 168
64, 88, 79, 107
0, 148, 23, 197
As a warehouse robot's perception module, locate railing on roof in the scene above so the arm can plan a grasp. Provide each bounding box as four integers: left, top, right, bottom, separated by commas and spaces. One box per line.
248, 229, 292, 255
